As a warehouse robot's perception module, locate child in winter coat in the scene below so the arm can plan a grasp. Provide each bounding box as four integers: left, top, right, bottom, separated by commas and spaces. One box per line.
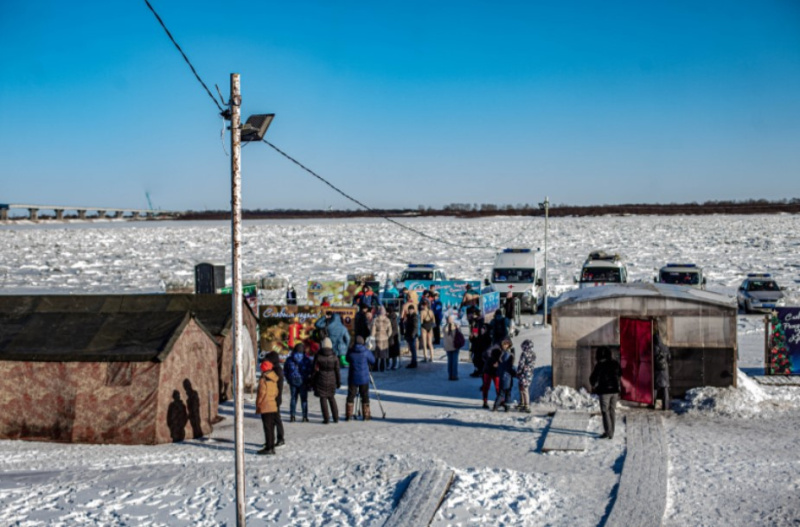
481, 339, 506, 409
255, 361, 280, 455
516, 339, 536, 413
494, 339, 516, 411
284, 343, 313, 422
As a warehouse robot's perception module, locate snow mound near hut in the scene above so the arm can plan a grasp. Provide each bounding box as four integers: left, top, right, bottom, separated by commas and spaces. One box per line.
536, 385, 599, 411
679, 370, 800, 418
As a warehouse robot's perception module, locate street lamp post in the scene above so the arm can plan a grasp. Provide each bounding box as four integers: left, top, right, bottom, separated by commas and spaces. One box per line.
539, 197, 550, 327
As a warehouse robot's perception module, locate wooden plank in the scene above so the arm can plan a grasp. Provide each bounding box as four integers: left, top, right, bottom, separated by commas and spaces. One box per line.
753, 375, 800, 386
541, 410, 592, 452
384, 467, 455, 527
606, 414, 667, 527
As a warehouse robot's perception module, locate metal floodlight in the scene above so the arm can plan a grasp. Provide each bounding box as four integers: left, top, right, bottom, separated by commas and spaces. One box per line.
240, 113, 275, 142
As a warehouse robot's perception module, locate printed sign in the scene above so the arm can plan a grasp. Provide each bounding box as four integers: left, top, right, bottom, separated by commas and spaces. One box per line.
481, 291, 500, 318
307, 280, 345, 306
259, 305, 357, 357
767, 307, 800, 375
220, 283, 258, 312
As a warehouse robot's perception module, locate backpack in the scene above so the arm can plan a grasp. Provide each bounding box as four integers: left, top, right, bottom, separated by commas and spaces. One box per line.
453, 328, 465, 349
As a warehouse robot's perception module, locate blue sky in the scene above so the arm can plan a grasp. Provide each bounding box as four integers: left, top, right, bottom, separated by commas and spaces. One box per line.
1, 1, 799, 211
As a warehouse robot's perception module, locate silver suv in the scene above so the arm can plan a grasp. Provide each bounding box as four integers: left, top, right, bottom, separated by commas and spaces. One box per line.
736, 273, 785, 313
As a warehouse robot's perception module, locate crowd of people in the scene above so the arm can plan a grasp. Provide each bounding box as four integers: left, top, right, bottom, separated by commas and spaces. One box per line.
255, 282, 538, 455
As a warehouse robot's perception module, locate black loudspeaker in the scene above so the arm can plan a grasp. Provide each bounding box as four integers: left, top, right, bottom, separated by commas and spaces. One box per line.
195, 263, 225, 294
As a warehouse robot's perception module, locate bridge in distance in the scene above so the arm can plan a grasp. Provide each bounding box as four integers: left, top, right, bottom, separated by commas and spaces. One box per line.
0, 203, 176, 221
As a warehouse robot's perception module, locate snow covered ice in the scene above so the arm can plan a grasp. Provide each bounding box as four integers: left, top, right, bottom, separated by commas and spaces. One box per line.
2, 214, 800, 526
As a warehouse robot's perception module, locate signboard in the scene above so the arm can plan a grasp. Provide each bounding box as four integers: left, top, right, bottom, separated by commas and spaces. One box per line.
481, 291, 500, 318
401, 280, 480, 311
219, 283, 258, 312
259, 305, 357, 357
307, 280, 345, 306
766, 308, 800, 375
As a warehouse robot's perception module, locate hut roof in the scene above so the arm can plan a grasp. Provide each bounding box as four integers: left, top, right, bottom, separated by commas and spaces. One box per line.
552, 282, 736, 310
0, 294, 255, 337
0, 311, 200, 362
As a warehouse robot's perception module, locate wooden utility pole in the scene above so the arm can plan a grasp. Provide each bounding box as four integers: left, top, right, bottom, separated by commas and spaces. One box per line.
229, 72, 246, 527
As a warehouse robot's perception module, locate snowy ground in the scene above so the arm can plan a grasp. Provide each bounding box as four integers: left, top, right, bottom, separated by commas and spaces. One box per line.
1, 215, 800, 526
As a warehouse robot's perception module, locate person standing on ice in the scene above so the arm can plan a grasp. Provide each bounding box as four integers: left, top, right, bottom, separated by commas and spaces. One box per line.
590, 346, 622, 439
516, 340, 536, 413
404, 304, 420, 368
493, 339, 516, 411
431, 291, 444, 345
284, 343, 313, 422
481, 339, 507, 409
315, 311, 351, 367
370, 306, 392, 372
653, 331, 671, 411
419, 299, 436, 362
442, 315, 463, 380
313, 338, 341, 424
263, 351, 286, 448
345, 336, 376, 421
387, 305, 401, 370
255, 360, 280, 455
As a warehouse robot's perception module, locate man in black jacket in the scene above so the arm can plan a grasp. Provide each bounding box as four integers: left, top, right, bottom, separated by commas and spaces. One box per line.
589, 346, 622, 439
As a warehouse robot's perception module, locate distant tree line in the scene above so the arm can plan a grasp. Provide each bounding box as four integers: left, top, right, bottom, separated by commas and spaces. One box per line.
175, 198, 800, 221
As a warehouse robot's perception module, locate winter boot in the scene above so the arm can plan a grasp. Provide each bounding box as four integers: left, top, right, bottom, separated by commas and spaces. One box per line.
345, 403, 354, 422
290, 415, 296, 422
362, 403, 371, 421
339, 356, 349, 368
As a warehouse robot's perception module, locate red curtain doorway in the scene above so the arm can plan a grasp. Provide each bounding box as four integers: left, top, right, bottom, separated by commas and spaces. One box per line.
619, 318, 654, 405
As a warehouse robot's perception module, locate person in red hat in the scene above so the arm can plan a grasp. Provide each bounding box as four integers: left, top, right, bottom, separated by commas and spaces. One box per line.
255, 360, 280, 455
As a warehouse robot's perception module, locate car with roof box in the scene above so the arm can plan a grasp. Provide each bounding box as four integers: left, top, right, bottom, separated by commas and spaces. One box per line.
576, 251, 628, 289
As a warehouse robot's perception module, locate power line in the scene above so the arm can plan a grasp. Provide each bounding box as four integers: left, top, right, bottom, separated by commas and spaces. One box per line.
262, 139, 523, 251
142, 0, 224, 113
141, 0, 536, 251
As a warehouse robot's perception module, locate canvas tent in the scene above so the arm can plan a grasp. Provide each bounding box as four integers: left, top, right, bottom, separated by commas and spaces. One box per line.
0, 310, 219, 444
551, 283, 737, 402
0, 294, 259, 402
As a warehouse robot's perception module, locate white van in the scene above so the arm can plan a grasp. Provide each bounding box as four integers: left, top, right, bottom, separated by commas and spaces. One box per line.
577, 251, 628, 289
490, 248, 545, 313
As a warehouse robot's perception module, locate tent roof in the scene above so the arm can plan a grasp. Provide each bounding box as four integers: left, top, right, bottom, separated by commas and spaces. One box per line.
0, 294, 256, 337
0, 311, 198, 362
552, 282, 736, 310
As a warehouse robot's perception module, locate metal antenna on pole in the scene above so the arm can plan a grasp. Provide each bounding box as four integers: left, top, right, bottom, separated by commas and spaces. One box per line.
539, 197, 550, 327
230, 73, 246, 527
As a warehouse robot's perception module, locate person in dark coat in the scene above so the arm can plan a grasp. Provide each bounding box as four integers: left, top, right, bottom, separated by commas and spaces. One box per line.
354, 304, 372, 340
431, 292, 444, 345
345, 336, 377, 420
264, 351, 285, 446
653, 332, 671, 411
315, 312, 351, 367
403, 304, 419, 368
493, 340, 516, 411
481, 339, 507, 409
312, 339, 341, 424
470, 323, 491, 377
284, 343, 313, 422
286, 286, 297, 305
387, 306, 401, 370
590, 346, 622, 439
488, 309, 510, 346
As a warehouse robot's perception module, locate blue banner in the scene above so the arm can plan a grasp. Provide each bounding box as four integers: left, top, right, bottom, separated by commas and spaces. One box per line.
401, 280, 480, 311
481, 291, 500, 318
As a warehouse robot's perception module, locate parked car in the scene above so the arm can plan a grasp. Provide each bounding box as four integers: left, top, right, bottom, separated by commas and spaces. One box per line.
736, 273, 785, 313
490, 248, 545, 313
398, 263, 447, 282
576, 251, 628, 289
655, 263, 706, 289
